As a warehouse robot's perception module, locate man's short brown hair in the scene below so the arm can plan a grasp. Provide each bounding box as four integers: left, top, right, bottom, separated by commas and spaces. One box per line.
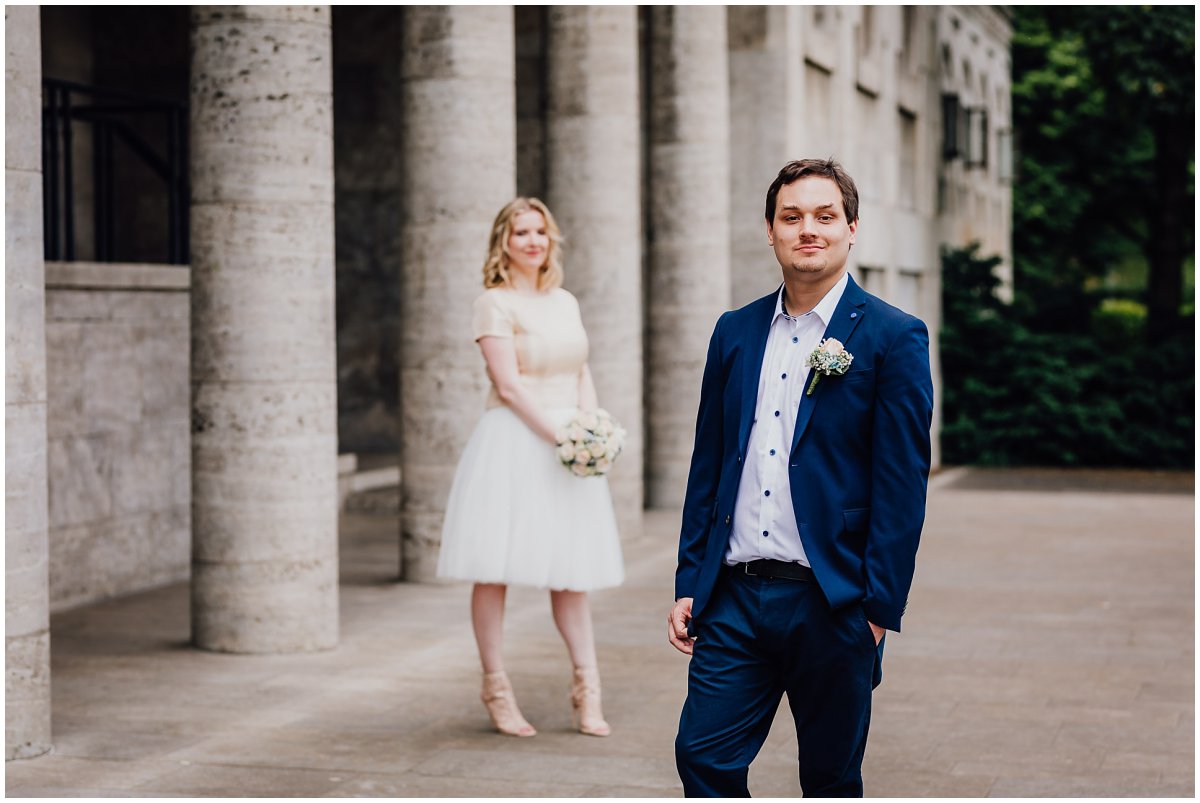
764, 158, 860, 224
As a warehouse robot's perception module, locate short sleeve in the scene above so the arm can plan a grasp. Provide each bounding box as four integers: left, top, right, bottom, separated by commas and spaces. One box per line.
472, 291, 514, 340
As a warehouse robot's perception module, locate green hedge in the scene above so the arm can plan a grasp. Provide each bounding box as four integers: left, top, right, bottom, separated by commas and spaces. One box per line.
940, 246, 1194, 469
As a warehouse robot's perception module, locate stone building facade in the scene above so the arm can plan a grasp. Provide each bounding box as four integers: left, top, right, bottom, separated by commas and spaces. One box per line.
6, 6, 1011, 759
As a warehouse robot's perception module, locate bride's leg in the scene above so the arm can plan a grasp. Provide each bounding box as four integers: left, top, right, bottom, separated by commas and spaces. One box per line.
549, 589, 597, 668
551, 589, 611, 736
472, 582, 508, 673
473, 582, 535, 736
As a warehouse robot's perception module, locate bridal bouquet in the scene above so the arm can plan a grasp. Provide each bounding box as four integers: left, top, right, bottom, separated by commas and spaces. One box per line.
555, 409, 626, 478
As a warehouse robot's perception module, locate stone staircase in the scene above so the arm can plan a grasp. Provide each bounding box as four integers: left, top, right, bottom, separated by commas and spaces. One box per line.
337, 453, 401, 515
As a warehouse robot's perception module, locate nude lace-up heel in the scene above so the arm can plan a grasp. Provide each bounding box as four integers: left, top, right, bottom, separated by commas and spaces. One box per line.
570, 666, 611, 737
481, 671, 537, 737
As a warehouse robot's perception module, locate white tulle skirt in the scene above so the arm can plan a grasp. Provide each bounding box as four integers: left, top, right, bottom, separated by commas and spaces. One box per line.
437, 406, 625, 592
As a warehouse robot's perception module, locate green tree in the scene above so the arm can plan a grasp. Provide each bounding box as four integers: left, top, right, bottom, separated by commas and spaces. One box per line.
1011, 7, 1194, 337
1072, 6, 1194, 339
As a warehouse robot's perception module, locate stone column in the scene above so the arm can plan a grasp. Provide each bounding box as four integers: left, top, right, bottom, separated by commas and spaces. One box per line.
646, 8, 731, 509
189, 6, 338, 652
545, 6, 643, 536
399, 7, 515, 581
5, 5, 52, 761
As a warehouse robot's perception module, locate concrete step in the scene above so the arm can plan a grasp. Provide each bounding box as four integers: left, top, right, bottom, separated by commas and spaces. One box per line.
338, 453, 401, 512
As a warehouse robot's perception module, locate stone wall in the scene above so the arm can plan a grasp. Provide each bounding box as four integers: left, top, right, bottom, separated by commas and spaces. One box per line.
44, 262, 190, 612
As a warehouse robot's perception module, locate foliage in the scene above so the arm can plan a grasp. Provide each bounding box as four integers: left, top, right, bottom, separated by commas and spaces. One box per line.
941, 9, 1194, 469
940, 246, 1194, 469
1009, 7, 1194, 334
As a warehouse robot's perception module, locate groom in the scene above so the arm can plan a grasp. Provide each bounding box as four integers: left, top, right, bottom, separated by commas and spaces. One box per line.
668, 159, 934, 797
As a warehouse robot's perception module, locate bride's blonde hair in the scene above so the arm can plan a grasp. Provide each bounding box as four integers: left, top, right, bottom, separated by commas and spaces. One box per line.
482, 197, 564, 291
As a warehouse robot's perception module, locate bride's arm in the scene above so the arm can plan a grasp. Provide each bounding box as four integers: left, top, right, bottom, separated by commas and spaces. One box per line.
478, 335, 561, 445
577, 363, 599, 411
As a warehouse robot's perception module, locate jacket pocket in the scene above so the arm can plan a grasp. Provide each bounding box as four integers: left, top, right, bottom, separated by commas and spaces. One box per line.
841, 367, 875, 383
843, 507, 871, 533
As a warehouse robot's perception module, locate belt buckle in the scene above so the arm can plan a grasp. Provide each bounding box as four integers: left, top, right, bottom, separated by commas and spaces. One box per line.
742, 561, 759, 577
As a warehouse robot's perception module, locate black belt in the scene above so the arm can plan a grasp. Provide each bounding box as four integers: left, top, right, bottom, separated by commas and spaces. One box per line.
727, 559, 815, 582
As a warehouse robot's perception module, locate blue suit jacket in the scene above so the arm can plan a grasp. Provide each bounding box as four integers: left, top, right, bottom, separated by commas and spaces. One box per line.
676, 274, 934, 634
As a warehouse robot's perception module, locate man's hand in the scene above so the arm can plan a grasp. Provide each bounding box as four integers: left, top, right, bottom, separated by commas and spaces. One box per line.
668, 597, 696, 655
869, 620, 885, 645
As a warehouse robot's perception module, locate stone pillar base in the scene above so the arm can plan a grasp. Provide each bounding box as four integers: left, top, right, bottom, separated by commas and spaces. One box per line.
5, 632, 51, 760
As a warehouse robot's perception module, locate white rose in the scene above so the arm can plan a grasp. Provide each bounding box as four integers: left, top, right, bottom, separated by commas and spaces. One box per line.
557, 442, 576, 462
605, 444, 620, 461
567, 425, 585, 442
593, 457, 611, 474
821, 338, 845, 355
579, 411, 599, 430
571, 462, 590, 477
574, 451, 590, 465
597, 419, 614, 436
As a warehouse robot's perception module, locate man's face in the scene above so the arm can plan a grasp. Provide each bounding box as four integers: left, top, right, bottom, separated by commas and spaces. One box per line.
766, 177, 857, 286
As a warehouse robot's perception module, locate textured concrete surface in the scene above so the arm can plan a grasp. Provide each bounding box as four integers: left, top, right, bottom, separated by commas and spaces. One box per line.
45, 266, 191, 612
645, 6, 731, 509
546, 6, 644, 540
6, 467, 1192, 796
5, 3, 52, 760
189, 5, 339, 652
398, 6, 516, 583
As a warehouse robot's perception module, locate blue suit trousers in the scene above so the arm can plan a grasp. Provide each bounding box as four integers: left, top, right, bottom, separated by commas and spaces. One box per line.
675, 568, 882, 797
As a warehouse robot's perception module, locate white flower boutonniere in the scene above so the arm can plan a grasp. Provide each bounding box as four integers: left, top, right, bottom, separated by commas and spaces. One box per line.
805, 338, 854, 396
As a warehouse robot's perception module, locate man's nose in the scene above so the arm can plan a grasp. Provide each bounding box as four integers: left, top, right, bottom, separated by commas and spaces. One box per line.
799, 216, 818, 236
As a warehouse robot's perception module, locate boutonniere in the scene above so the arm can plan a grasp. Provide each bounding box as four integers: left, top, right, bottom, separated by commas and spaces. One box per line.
805, 338, 854, 396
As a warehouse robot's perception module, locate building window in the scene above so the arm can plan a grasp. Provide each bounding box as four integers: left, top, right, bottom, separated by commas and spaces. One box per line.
899, 108, 917, 209
901, 6, 916, 63
805, 61, 835, 157
966, 107, 989, 169
942, 93, 964, 160
997, 128, 1014, 182
858, 265, 886, 297
944, 93, 989, 169
896, 271, 923, 316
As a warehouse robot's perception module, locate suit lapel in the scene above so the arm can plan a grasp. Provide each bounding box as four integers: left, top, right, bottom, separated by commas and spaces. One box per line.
790, 275, 869, 455
738, 288, 779, 453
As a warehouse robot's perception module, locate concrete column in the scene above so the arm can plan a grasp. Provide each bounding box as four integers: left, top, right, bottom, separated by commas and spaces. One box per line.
399, 7, 515, 581
5, 5, 52, 761
189, 6, 338, 652
727, 6, 805, 307
545, 6, 643, 536
645, 8, 732, 509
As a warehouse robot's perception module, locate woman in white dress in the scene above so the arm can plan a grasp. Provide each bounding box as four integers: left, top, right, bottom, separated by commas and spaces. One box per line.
437, 197, 624, 737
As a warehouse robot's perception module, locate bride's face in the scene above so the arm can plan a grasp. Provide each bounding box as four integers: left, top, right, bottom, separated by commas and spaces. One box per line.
506, 210, 550, 276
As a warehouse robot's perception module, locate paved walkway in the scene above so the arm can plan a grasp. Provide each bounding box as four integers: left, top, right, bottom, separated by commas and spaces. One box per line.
7, 468, 1194, 797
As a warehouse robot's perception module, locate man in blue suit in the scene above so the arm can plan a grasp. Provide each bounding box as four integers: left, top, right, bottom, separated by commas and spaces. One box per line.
669, 159, 934, 797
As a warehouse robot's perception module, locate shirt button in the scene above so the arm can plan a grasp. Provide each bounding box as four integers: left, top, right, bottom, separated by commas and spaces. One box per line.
774, 410, 780, 417
764, 490, 771, 497
769, 449, 776, 456
782, 373, 787, 379
762, 531, 769, 537
724, 515, 731, 524
792, 336, 799, 344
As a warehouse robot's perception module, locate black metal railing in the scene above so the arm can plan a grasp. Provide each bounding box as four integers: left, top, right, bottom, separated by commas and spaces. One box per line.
43, 78, 188, 264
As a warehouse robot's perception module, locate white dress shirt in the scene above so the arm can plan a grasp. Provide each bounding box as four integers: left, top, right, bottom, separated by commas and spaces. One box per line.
726, 272, 849, 566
